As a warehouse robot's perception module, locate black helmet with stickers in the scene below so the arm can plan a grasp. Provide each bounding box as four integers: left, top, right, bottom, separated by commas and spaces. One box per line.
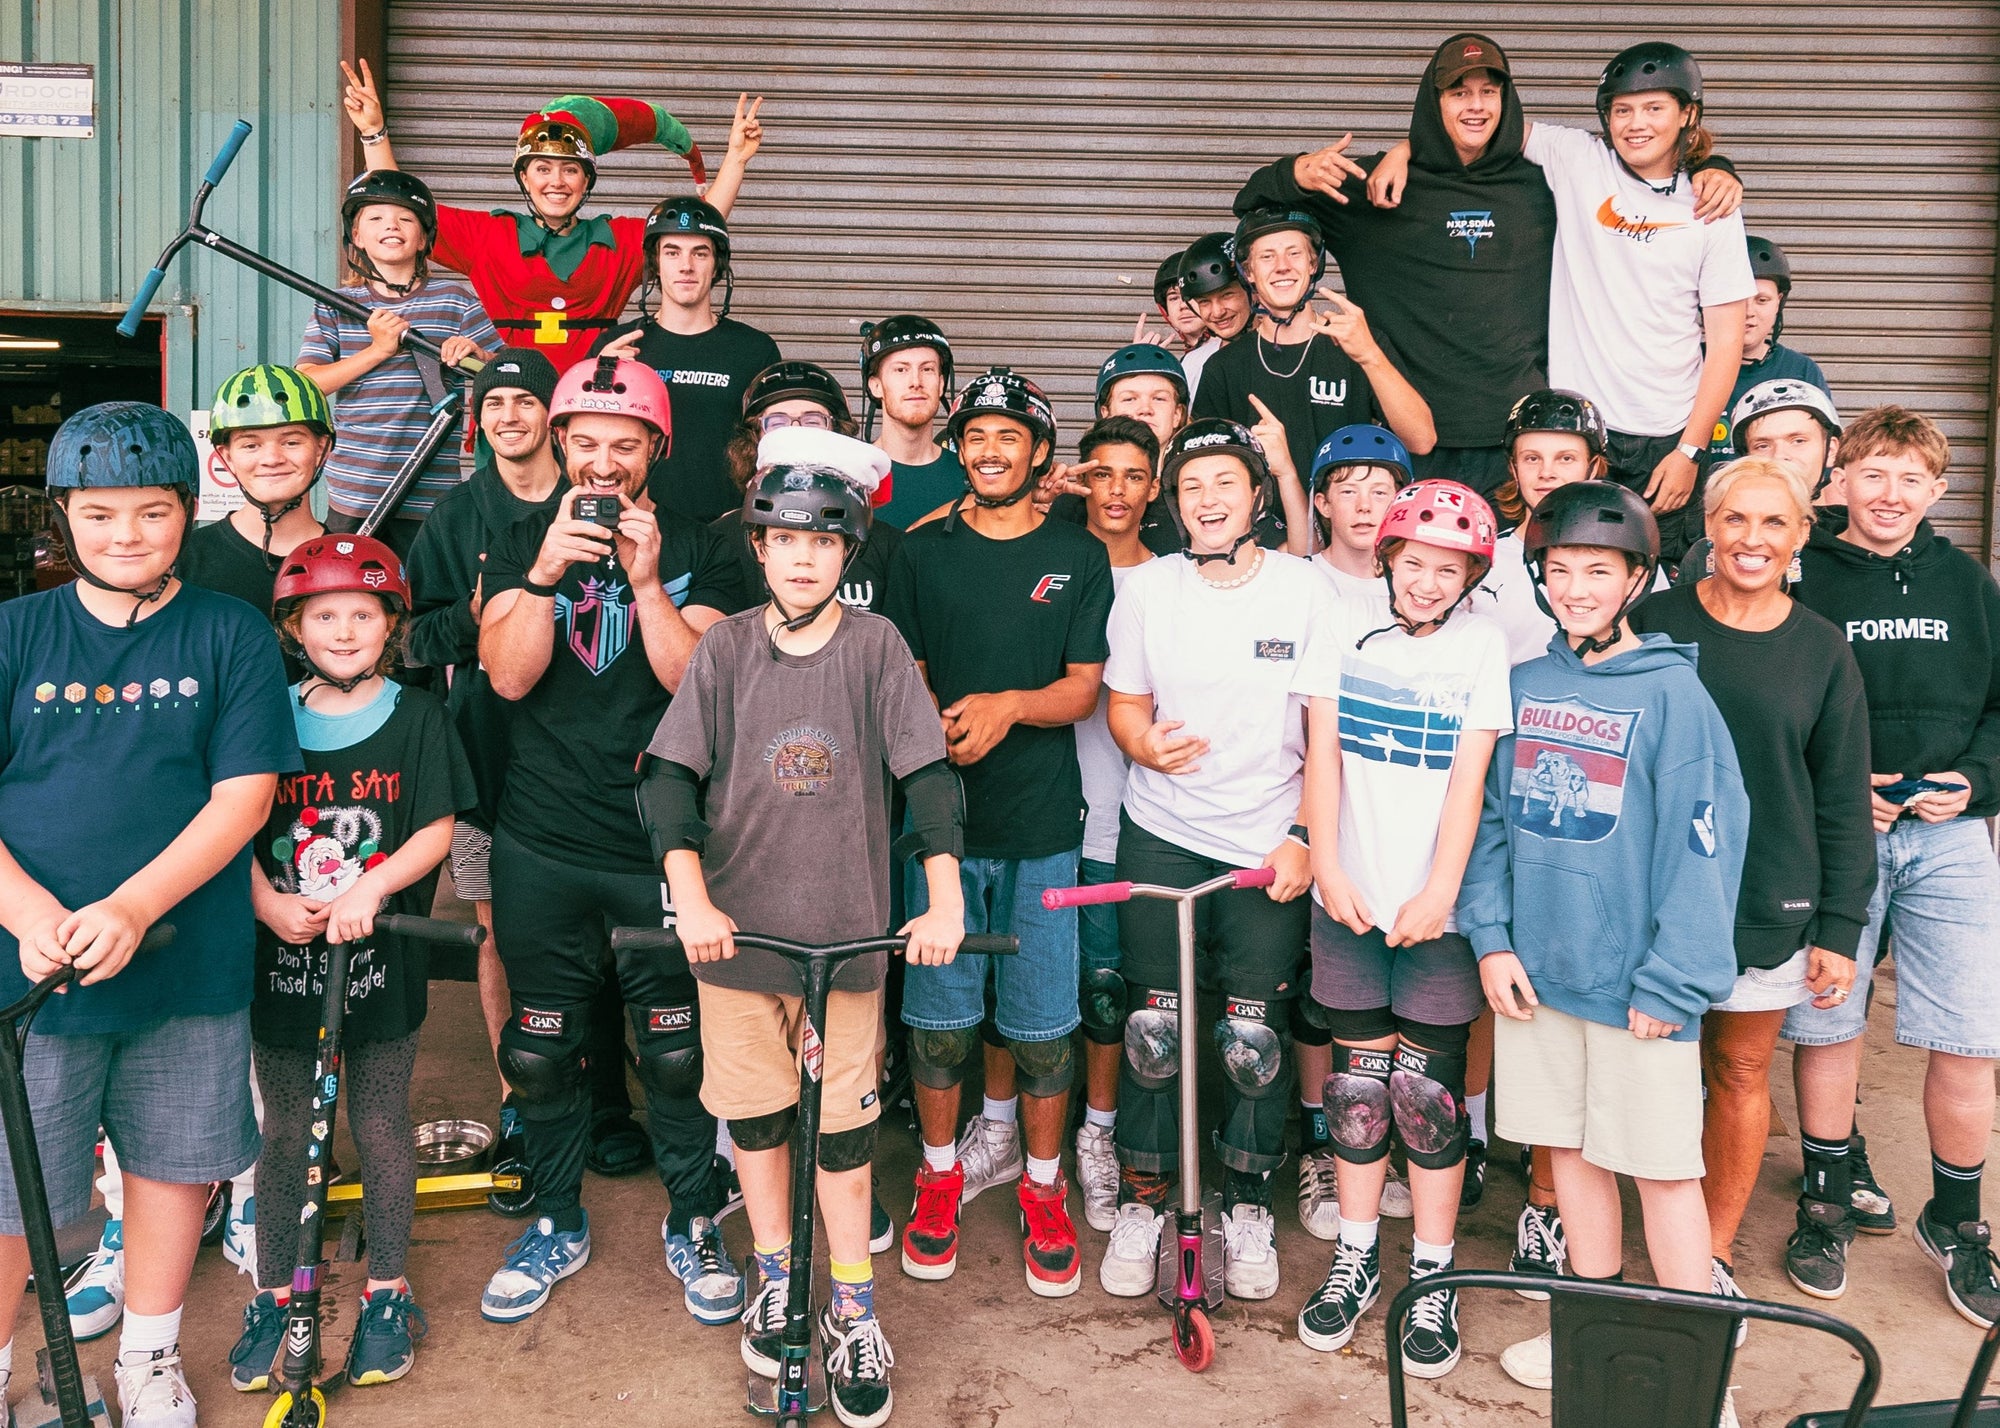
941, 368, 1057, 517
1504, 389, 1609, 457
743, 464, 873, 547
1157, 417, 1277, 560
645, 196, 731, 270
742, 360, 854, 429
341, 168, 438, 246
1231, 206, 1327, 290
1521, 480, 1660, 654
858, 315, 955, 439
1177, 231, 1241, 301
1152, 250, 1187, 307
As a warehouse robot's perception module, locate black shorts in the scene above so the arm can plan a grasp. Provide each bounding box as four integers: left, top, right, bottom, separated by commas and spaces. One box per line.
1114, 814, 1308, 1000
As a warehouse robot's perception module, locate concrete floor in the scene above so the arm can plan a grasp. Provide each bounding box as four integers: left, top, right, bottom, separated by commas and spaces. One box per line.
25, 954, 1994, 1427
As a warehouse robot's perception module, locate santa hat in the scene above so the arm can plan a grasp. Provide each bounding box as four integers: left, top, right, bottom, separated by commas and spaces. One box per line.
517, 95, 705, 185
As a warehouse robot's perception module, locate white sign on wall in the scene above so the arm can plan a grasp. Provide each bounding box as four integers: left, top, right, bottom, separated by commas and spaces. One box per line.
192, 410, 247, 523
0, 62, 94, 138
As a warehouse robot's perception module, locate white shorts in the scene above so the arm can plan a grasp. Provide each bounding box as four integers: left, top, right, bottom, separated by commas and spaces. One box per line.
1713, 947, 1810, 1014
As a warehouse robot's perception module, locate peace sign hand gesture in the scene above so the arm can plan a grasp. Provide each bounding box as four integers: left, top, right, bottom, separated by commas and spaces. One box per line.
340, 59, 385, 135
726, 93, 766, 162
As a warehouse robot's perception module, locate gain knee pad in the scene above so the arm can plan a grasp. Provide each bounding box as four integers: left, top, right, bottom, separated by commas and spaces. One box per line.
1079, 966, 1127, 1046
1122, 987, 1180, 1091
1389, 1042, 1469, 1171
907, 1024, 980, 1089
1323, 1044, 1394, 1164
1214, 998, 1285, 1099
1005, 1034, 1073, 1098
497, 1002, 588, 1112
633, 1001, 702, 1100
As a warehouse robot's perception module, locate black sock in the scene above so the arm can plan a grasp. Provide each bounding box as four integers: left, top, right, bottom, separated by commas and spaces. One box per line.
1223, 1167, 1272, 1212
1578, 1268, 1625, 1282
1930, 1156, 1984, 1228
1118, 1166, 1170, 1210
548, 1204, 587, 1234
1802, 1133, 1853, 1208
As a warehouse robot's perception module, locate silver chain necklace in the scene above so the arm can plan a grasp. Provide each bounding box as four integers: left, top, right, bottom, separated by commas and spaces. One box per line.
1255, 328, 1313, 381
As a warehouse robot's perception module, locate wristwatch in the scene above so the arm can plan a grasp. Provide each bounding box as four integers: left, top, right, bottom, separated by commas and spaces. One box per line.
1676, 441, 1703, 462
1287, 823, 1311, 849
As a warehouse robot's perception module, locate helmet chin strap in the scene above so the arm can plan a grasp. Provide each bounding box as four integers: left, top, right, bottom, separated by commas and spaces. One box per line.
53, 496, 185, 628
762, 543, 861, 661
1357, 561, 1487, 648
242, 491, 307, 565
944, 462, 1039, 532
1530, 560, 1654, 656
1188, 531, 1258, 566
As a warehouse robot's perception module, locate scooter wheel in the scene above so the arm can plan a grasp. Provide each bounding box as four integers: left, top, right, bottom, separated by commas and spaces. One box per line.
263, 1386, 327, 1428
1172, 1306, 1214, 1373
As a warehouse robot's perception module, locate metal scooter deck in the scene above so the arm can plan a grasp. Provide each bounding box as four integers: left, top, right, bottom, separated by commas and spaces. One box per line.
15, 1348, 112, 1428
745, 1337, 829, 1417
1155, 1190, 1226, 1311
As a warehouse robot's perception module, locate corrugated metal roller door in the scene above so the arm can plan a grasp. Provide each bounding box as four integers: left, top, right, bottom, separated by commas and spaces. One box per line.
385, 2, 2000, 550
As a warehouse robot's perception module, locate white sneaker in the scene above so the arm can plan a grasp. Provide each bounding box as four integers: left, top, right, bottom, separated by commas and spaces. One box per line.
1711, 1256, 1748, 1347
1297, 1151, 1340, 1241
1500, 1329, 1552, 1390
1074, 1123, 1118, 1233
66, 1218, 125, 1341
954, 1115, 1023, 1204
1098, 1202, 1162, 1298
115, 1348, 198, 1428
1222, 1203, 1280, 1300
221, 1192, 256, 1275
1719, 1387, 1741, 1428
1381, 1163, 1414, 1220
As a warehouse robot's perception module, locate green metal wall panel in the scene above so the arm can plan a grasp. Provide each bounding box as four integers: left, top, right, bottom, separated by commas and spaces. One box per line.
1, 0, 339, 416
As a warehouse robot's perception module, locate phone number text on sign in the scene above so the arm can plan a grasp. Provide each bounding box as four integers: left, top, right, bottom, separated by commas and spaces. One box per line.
0, 63, 94, 138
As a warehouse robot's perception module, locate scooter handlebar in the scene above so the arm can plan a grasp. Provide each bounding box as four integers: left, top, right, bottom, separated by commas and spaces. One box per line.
371, 914, 487, 947
116, 267, 167, 338
608, 927, 1016, 959
0, 924, 177, 1024
1041, 881, 1132, 909
1232, 867, 1278, 890
204, 120, 253, 188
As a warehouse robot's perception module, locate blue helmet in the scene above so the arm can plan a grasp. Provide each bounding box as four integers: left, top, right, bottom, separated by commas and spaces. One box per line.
1095, 343, 1188, 406
1310, 424, 1413, 488
46, 402, 199, 493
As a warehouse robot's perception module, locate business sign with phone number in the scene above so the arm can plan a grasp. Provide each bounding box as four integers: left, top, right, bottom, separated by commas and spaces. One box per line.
0, 62, 94, 138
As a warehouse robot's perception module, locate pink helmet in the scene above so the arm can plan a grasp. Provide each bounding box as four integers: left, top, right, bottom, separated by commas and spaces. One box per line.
1375, 479, 1497, 562
549, 355, 673, 454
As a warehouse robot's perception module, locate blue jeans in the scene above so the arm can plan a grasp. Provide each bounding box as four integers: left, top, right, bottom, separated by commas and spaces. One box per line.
1783, 818, 2000, 1058
902, 849, 1081, 1043
1078, 857, 1122, 978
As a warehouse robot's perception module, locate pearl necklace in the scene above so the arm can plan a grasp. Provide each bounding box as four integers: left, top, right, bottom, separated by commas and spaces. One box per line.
1200, 547, 1265, 589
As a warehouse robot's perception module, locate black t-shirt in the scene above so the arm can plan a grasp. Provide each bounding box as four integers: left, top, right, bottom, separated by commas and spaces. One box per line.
709, 510, 905, 617
252, 685, 476, 1046
483, 505, 748, 870
1193, 330, 1395, 487
180, 518, 312, 681
589, 317, 783, 524
885, 516, 1112, 859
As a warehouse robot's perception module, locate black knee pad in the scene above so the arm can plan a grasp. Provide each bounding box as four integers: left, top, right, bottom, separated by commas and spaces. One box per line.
631, 1000, 702, 1100
1319, 1004, 1398, 1043
1396, 1017, 1471, 1059
979, 1014, 1005, 1049
729, 1107, 797, 1153
498, 1002, 588, 1114
817, 1121, 878, 1173
908, 1025, 980, 1090
1290, 995, 1332, 1048
1324, 1043, 1394, 1165
1005, 1034, 1073, 1098
1079, 966, 1127, 1046
1214, 998, 1286, 1100
1122, 985, 1180, 1092
1390, 1040, 1470, 1171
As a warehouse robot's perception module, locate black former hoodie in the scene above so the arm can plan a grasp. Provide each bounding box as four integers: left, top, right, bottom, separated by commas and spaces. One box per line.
1795, 508, 2000, 817
1233, 36, 1553, 449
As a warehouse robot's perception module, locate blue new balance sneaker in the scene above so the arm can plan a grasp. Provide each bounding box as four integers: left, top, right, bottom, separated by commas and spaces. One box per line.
662, 1214, 744, 1324
480, 1213, 591, 1323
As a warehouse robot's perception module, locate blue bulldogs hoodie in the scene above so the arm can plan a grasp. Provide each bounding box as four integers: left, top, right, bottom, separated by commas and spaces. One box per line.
1458, 632, 1749, 1039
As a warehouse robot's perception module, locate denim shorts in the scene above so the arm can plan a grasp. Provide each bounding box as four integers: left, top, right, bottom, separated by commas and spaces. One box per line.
902, 848, 1081, 1043
0, 1010, 258, 1234
1714, 947, 1810, 1014
1078, 857, 1121, 977
1783, 818, 2000, 1057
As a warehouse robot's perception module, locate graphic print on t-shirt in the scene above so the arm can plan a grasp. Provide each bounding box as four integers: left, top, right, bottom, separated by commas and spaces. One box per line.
766, 724, 841, 796
556, 575, 631, 675
265, 797, 392, 1004
1509, 695, 1641, 842
1337, 656, 1474, 770
1446, 210, 1495, 257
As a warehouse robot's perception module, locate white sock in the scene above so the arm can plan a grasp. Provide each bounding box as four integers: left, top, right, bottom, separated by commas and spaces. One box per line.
982, 1095, 1018, 1126
924, 1141, 955, 1174
1466, 1091, 1489, 1143
0, 1338, 13, 1384
715, 1119, 738, 1169
1412, 1236, 1455, 1267
1084, 1104, 1116, 1131
1025, 1153, 1060, 1188
98, 1138, 123, 1221
119, 1306, 182, 1361
1338, 1216, 1379, 1252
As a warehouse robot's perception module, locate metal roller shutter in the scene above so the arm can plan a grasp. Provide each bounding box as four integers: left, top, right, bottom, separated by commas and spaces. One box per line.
384, 2, 2000, 553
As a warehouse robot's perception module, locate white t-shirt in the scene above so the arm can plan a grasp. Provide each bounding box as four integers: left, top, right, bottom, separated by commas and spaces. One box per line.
1105, 552, 1335, 866
1295, 586, 1513, 933
1079, 561, 1144, 863
1313, 552, 1382, 605
1524, 123, 1757, 438
1182, 336, 1221, 402
1481, 525, 1671, 667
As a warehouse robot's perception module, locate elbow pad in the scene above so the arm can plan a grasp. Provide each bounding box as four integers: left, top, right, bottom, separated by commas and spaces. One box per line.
635, 756, 710, 860
893, 760, 965, 864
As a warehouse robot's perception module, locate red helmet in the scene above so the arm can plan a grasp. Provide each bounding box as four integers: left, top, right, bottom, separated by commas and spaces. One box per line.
550, 355, 672, 454
1375, 479, 1497, 561
272, 535, 410, 614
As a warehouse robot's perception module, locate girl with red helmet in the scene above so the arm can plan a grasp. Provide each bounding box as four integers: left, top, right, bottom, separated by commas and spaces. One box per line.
231, 535, 476, 1393
1293, 479, 1512, 1379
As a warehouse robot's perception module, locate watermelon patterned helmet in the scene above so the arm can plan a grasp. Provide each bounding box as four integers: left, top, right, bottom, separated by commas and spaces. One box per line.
209, 365, 335, 446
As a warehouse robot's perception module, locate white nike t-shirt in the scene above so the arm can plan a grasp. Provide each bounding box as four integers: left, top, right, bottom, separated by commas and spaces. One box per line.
1078, 561, 1143, 863
1105, 552, 1335, 866
1525, 123, 1757, 438
1295, 586, 1513, 933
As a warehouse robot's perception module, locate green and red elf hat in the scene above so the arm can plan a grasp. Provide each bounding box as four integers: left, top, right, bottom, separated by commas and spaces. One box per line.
514, 94, 705, 188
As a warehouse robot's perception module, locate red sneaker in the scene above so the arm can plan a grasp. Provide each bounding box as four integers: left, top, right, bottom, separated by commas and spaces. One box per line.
1018, 1172, 1082, 1298
901, 1163, 964, 1281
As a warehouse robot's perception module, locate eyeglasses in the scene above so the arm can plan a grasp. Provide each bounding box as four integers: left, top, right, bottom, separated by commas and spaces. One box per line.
759, 411, 834, 432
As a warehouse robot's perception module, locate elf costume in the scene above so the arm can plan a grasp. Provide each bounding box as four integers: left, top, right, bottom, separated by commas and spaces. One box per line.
431, 95, 705, 373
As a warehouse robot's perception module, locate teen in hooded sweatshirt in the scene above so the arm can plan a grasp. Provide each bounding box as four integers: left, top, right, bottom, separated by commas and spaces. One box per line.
1458, 480, 1746, 1394
1234, 33, 1741, 503
1781, 406, 2000, 1330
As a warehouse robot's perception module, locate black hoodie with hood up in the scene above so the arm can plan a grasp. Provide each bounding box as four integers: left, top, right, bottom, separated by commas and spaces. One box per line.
1795, 507, 2000, 817
1233, 35, 1554, 449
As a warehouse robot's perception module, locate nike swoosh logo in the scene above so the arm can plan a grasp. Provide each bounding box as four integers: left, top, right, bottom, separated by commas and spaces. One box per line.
1596, 196, 1686, 237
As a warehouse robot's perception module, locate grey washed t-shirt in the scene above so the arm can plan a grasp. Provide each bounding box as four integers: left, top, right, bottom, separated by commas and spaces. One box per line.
646, 607, 947, 994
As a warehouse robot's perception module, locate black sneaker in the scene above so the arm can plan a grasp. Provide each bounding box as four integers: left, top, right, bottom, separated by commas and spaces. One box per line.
818, 1307, 894, 1428
1402, 1257, 1460, 1378
1847, 1133, 1896, 1234
1785, 1197, 1854, 1300
869, 1187, 894, 1255
487, 1100, 537, 1218
1916, 1209, 2000, 1329
1460, 1141, 1488, 1210
1297, 1239, 1381, 1352
1511, 1202, 1567, 1301
740, 1274, 788, 1378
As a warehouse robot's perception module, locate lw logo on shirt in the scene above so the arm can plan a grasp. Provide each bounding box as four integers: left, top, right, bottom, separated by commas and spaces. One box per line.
1509, 696, 1643, 842
765, 724, 841, 796
837, 579, 875, 610
1446, 210, 1495, 257
1689, 801, 1718, 858
1030, 573, 1071, 603
1595, 196, 1687, 244
1336, 657, 1474, 770
1309, 377, 1349, 406
556, 576, 632, 676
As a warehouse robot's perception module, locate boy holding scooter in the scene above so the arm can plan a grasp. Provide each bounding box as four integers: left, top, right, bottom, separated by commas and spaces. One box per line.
642, 428, 966, 1428
228, 534, 474, 1395
0, 403, 299, 1428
